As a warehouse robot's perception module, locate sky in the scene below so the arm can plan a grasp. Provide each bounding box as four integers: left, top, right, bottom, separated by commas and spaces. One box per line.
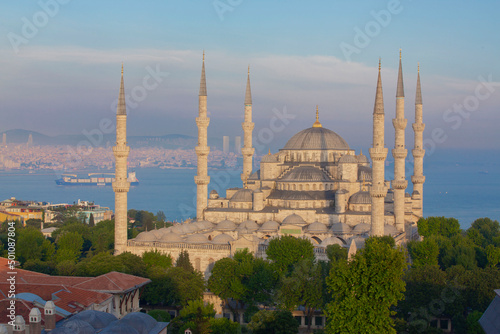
0, 0, 499, 153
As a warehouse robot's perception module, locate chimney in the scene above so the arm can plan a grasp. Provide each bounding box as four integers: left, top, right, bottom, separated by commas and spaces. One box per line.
29, 308, 42, 334
44, 301, 56, 331
13, 315, 26, 333
0, 324, 9, 334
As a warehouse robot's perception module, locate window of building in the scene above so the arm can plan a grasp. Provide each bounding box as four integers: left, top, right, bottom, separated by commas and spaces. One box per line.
315, 316, 323, 326
294, 316, 302, 326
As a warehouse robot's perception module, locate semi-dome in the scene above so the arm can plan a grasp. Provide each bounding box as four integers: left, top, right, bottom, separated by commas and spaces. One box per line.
282, 214, 306, 225
339, 154, 358, 164
160, 232, 183, 243
217, 219, 236, 231
212, 233, 234, 244
280, 166, 331, 182
261, 152, 279, 163
134, 231, 157, 242
307, 222, 328, 233
320, 236, 344, 247
349, 191, 371, 204
353, 223, 370, 234
283, 127, 349, 150
238, 220, 259, 231
186, 234, 209, 244
260, 220, 280, 232
330, 222, 352, 234
230, 189, 253, 202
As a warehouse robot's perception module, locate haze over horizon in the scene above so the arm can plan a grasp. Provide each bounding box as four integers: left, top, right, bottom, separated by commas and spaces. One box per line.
1, 0, 499, 152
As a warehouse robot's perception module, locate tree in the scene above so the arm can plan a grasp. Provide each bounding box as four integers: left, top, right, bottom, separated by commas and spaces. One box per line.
407, 237, 439, 268
116, 252, 147, 277
176, 250, 194, 272
209, 318, 240, 334
417, 216, 461, 238
156, 210, 166, 222
17, 227, 45, 264
76, 252, 126, 276
326, 244, 348, 263
468, 217, 500, 248
486, 244, 500, 267
247, 309, 299, 334
56, 231, 84, 263
266, 235, 314, 276
88, 213, 95, 227
177, 299, 215, 334
147, 310, 171, 323
276, 258, 323, 333
142, 249, 172, 270
325, 237, 407, 333
89, 219, 114, 253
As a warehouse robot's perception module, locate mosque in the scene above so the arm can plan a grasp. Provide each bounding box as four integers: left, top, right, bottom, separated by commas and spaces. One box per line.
113, 52, 425, 277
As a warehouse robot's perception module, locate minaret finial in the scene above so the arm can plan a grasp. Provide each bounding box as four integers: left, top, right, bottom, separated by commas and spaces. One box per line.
399, 48, 402, 60
418, 62, 420, 73
203, 50, 205, 62
313, 105, 322, 128
121, 62, 123, 75
248, 65, 250, 75
378, 58, 381, 72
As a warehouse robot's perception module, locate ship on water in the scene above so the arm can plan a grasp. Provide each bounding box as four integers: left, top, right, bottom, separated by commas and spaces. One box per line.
55, 171, 139, 186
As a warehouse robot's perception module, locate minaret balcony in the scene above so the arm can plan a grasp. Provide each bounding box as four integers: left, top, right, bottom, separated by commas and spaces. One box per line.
196, 117, 210, 127
392, 180, 408, 190
412, 123, 426, 132
194, 176, 210, 185
411, 175, 426, 184
412, 148, 425, 158
369, 147, 388, 161
242, 122, 255, 131
241, 147, 255, 156
392, 118, 408, 130
370, 185, 387, 198
392, 148, 407, 159
195, 146, 210, 155
112, 181, 130, 192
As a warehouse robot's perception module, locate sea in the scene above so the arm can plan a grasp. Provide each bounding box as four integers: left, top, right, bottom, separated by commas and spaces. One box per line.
0, 148, 498, 229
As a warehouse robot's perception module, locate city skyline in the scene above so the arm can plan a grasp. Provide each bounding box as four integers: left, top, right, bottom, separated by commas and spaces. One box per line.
0, 1, 499, 152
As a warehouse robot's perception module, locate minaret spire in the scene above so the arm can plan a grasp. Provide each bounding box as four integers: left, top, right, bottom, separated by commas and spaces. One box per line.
195, 53, 211, 219
412, 64, 425, 217
392, 51, 408, 231
241, 66, 255, 184
113, 64, 131, 254
369, 59, 388, 236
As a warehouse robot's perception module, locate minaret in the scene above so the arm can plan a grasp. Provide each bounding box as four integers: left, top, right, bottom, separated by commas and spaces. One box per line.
392, 50, 408, 231
369, 59, 388, 236
241, 66, 255, 183
412, 64, 425, 217
112, 64, 130, 254
195, 53, 211, 219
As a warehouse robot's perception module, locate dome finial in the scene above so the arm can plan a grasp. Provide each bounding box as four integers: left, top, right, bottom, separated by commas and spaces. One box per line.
313, 105, 322, 128
268, 148, 271, 155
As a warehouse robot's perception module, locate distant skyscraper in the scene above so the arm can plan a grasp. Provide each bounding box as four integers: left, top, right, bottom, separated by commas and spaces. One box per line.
27, 134, 33, 146
223, 136, 229, 153
2, 133, 6, 146
234, 136, 241, 154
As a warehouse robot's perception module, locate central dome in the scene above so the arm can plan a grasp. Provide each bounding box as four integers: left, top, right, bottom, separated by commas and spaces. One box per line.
283, 127, 349, 150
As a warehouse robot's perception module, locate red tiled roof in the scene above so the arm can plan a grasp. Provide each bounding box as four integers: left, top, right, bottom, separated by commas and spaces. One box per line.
0, 298, 64, 325
73, 272, 150, 293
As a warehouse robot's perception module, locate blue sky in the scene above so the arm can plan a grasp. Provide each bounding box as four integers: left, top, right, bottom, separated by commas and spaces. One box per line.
0, 0, 499, 152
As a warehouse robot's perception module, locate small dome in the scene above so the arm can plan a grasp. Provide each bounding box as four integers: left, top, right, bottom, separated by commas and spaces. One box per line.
170, 225, 185, 234
120, 312, 158, 334
282, 214, 306, 225
238, 220, 259, 231
209, 190, 219, 199
280, 166, 331, 182
160, 232, 183, 243
260, 220, 280, 232
320, 237, 344, 247
58, 319, 96, 334
357, 152, 369, 164
230, 189, 253, 202
212, 233, 234, 244
307, 222, 328, 233
183, 223, 199, 233
261, 153, 279, 163
158, 227, 170, 235
200, 220, 215, 230
135, 231, 157, 242
283, 127, 349, 150
384, 224, 398, 236
70, 310, 117, 329
353, 223, 370, 234
339, 154, 358, 163
330, 222, 352, 234
186, 234, 210, 244
217, 220, 236, 231
349, 191, 371, 204
150, 229, 162, 239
